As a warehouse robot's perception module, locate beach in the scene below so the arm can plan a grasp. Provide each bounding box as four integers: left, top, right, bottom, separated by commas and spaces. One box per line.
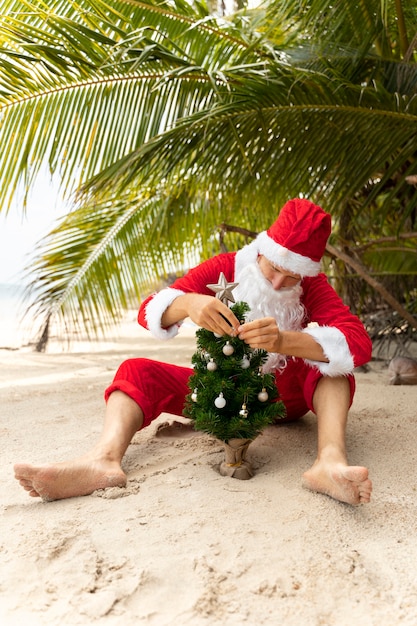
1, 315, 417, 625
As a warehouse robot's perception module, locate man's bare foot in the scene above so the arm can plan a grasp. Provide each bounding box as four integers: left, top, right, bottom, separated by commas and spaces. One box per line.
302, 460, 372, 505
14, 458, 127, 501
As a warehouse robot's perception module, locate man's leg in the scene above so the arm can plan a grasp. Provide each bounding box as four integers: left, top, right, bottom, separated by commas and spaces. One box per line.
301, 376, 372, 505
15, 359, 193, 501
14, 391, 142, 501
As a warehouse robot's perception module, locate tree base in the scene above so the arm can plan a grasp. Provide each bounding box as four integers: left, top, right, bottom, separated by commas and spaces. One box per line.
219, 438, 254, 480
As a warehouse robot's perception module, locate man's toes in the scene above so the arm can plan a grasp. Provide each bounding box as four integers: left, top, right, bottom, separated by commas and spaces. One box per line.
14, 463, 30, 477
19, 478, 32, 486
19, 480, 35, 492
359, 480, 372, 500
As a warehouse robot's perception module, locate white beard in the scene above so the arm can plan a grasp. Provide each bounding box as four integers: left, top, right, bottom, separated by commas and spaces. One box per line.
234, 262, 306, 372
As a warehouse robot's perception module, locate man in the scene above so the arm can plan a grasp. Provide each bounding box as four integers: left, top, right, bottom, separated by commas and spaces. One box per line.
14, 198, 373, 505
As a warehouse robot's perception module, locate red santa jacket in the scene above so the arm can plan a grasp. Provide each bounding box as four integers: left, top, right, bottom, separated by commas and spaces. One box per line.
138, 252, 372, 377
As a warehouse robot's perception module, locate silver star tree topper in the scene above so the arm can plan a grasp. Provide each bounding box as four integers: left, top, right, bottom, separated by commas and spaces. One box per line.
207, 272, 238, 306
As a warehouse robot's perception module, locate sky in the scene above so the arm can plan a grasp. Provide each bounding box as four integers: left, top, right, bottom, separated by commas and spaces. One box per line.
0, 175, 68, 286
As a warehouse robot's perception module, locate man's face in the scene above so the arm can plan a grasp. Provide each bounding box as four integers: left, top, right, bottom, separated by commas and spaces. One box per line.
257, 255, 301, 291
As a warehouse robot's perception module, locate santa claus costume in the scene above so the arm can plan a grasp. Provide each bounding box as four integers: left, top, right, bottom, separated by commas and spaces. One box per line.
105, 199, 372, 428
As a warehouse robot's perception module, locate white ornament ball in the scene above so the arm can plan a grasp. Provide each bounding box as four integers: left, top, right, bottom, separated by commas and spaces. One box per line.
258, 388, 269, 402
222, 341, 234, 356
191, 388, 198, 402
207, 359, 217, 371
214, 393, 226, 408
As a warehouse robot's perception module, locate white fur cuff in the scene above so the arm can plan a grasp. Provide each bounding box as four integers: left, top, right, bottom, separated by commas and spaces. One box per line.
144, 288, 185, 340
302, 325, 354, 376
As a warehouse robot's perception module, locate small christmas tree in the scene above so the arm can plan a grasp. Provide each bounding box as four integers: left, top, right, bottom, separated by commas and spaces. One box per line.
184, 279, 286, 479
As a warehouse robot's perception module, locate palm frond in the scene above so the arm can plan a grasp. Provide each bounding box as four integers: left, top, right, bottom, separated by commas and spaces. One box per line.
1, 0, 267, 210
82, 87, 417, 219
24, 190, 205, 337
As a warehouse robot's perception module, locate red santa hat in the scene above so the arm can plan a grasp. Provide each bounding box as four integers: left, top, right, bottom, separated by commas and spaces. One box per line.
255, 198, 331, 277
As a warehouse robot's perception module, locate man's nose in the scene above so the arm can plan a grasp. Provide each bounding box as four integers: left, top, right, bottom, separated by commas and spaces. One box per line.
271, 274, 286, 290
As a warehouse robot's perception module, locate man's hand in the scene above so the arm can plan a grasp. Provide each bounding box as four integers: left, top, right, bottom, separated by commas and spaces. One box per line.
238, 317, 329, 362
237, 317, 281, 353
162, 293, 240, 336
187, 294, 241, 336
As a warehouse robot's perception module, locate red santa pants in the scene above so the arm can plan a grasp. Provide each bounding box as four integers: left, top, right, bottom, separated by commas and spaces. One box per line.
104, 357, 355, 428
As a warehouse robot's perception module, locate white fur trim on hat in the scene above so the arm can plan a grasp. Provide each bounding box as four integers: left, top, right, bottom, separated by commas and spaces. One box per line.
145, 287, 185, 340
257, 231, 321, 277
302, 325, 354, 376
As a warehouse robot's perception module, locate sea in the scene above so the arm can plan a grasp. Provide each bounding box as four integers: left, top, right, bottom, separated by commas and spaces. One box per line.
0, 281, 148, 354
0, 283, 35, 350
0, 282, 85, 352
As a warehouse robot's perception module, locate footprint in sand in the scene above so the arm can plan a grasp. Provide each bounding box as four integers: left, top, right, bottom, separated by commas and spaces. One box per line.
155, 420, 199, 439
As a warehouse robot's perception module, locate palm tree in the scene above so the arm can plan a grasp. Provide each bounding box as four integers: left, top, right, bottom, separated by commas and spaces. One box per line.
1, 0, 416, 350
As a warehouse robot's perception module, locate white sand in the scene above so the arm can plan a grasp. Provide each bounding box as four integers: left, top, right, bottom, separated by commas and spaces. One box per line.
1, 319, 417, 625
